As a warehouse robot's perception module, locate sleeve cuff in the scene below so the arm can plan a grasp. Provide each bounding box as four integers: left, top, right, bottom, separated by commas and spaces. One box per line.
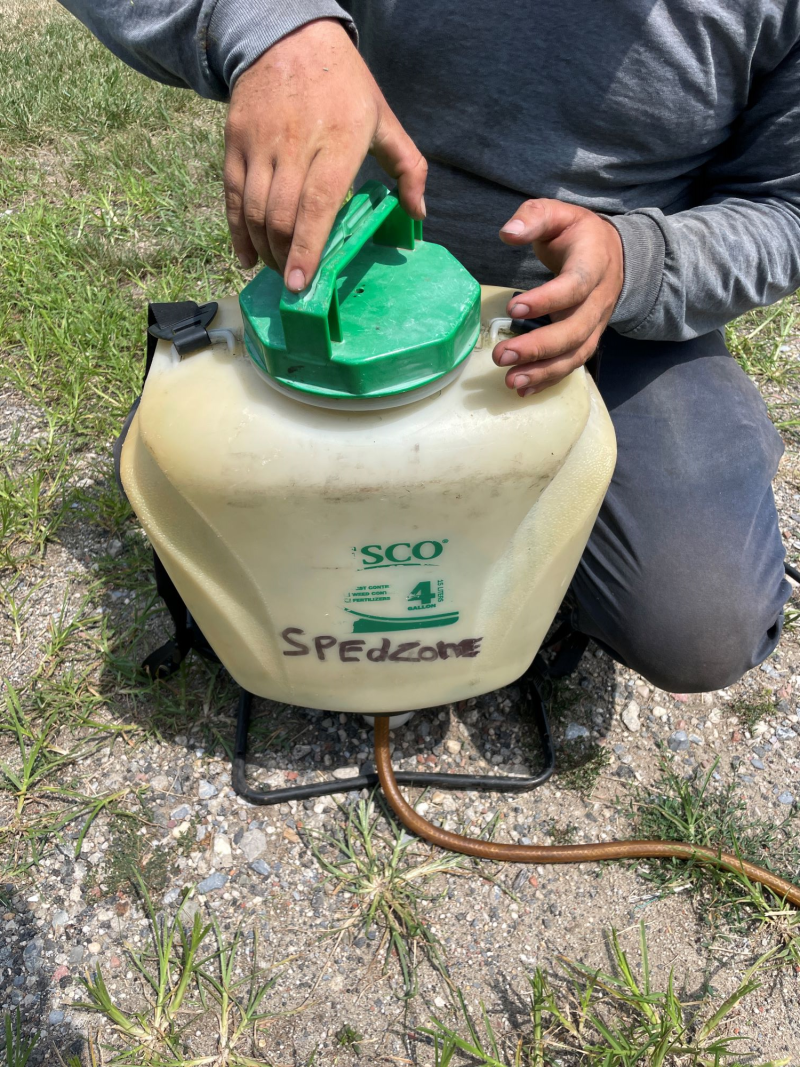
205, 0, 358, 97
600, 210, 666, 336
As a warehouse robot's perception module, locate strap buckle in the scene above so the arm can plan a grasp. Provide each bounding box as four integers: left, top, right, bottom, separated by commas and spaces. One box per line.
147, 300, 219, 356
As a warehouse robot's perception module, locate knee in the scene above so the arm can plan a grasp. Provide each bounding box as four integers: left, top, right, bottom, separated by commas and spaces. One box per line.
614, 575, 786, 693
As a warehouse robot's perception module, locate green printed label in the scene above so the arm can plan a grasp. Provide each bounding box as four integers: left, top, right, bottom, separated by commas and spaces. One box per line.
354, 539, 448, 569
346, 609, 460, 633
345, 537, 457, 633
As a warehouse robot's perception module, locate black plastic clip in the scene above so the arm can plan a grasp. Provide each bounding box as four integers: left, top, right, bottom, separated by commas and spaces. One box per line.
147, 301, 219, 357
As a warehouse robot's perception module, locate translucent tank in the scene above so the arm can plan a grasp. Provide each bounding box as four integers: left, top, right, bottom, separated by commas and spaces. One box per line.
121, 185, 616, 713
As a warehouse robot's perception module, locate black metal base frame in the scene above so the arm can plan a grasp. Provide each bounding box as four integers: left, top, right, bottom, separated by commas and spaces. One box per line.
231, 666, 555, 806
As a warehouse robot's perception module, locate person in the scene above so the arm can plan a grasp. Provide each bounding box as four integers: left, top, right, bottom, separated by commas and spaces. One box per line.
59, 0, 800, 693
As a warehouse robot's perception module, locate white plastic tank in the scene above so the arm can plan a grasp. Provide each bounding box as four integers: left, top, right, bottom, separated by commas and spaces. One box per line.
121, 184, 616, 713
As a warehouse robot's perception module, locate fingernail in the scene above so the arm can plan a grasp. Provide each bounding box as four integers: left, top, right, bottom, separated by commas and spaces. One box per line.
509, 303, 529, 319
237, 252, 252, 269
419, 195, 427, 218
513, 374, 530, 389
501, 218, 525, 235
522, 386, 538, 397
498, 349, 518, 366
287, 268, 306, 292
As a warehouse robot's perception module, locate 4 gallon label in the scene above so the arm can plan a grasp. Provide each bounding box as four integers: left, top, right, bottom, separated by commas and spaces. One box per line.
278, 535, 483, 662
344, 538, 458, 632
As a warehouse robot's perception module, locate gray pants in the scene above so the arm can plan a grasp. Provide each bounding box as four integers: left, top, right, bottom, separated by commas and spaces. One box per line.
570, 327, 790, 693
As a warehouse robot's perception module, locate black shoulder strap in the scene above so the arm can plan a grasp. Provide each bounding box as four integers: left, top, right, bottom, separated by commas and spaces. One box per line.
141, 551, 194, 679
134, 301, 220, 678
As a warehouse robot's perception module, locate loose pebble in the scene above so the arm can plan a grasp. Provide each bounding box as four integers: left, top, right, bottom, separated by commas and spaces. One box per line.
668, 730, 690, 752
197, 872, 228, 894
332, 766, 359, 780
621, 701, 641, 732
565, 722, 590, 740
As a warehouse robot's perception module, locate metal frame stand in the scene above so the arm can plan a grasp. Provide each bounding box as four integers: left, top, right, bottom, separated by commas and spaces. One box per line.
231, 664, 555, 806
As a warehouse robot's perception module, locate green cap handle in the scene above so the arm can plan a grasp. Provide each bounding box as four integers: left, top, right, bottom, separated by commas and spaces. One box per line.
279, 181, 423, 361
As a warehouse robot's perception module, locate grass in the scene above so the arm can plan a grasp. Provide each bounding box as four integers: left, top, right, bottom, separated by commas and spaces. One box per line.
305, 793, 502, 999
1, 682, 87, 815
557, 742, 613, 799
88, 811, 173, 897
421, 922, 787, 1066
724, 294, 800, 440
334, 1024, 364, 1056
3, 1010, 38, 1067
0, 679, 144, 879
627, 758, 800, 964
0, 2, 234, 610
725, 300, 800, 385
79, 876, 281, 1066
548, 821, 580, 846
520, 677, 613, 799
728, 689, 774, 733
0, 1, 243, 782
547, 679, 584, 721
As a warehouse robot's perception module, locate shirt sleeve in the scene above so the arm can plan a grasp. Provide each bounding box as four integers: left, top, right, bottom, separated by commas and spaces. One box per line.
606, 39, 800, 341
57, 0, 357, 102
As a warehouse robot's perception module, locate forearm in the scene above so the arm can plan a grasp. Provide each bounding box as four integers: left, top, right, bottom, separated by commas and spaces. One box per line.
57, 0, 356, 100
606, 198, 800, 341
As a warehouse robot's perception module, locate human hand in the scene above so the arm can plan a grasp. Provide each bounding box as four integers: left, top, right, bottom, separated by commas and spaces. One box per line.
224, 18, 427, 291
492, 200, 624, 395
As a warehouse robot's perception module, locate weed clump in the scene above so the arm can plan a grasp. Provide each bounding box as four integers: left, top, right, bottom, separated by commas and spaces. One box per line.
306, 793, 501, 999
627, 758, 800, 964
79, 876, 279, 1065
335, 1023, 363, 1055
89, 813, 172, 897
557, 741, 612, 798
729, 687, 774, 732
422, 921, 783, 1066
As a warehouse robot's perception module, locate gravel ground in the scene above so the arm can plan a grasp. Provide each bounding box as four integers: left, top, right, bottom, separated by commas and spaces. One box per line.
2, 379, 800, 1065
2, 3, 799, 1058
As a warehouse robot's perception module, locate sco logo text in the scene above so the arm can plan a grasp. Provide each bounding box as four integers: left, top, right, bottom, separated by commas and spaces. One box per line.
357, 539, 447, 567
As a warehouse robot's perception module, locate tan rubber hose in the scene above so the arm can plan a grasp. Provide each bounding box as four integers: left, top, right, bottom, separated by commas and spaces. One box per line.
373, 717, 800, 907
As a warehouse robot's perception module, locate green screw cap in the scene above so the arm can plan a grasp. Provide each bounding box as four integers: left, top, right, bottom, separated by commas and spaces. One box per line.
239, 182, 481, 401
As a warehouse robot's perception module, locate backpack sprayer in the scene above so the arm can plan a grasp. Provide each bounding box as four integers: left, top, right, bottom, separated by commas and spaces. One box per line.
116, 183, 800, 909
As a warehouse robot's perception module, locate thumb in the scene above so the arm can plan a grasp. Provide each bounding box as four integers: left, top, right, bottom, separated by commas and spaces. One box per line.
371, 107, 428, 220
499, 198, 580, 246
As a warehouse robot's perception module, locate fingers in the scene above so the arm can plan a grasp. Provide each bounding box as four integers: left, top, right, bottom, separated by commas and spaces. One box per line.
504, 336, 600, 396
241, 163, 278, 272
241, 112, 426, 293
223, 146, 258, 269
284, 154, 359, 291
223, 17, 427, 288
507, 267, 595, 321
265, 164, 307, 275
499, 197, 579, 246
493, 198, 623, 395
493, 298, 601, 369
371, 107, 428, 220
227, 148, 356, 288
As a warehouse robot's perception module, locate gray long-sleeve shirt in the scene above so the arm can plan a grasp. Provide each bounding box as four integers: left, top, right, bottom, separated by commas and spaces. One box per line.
59, 0, 800, 341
